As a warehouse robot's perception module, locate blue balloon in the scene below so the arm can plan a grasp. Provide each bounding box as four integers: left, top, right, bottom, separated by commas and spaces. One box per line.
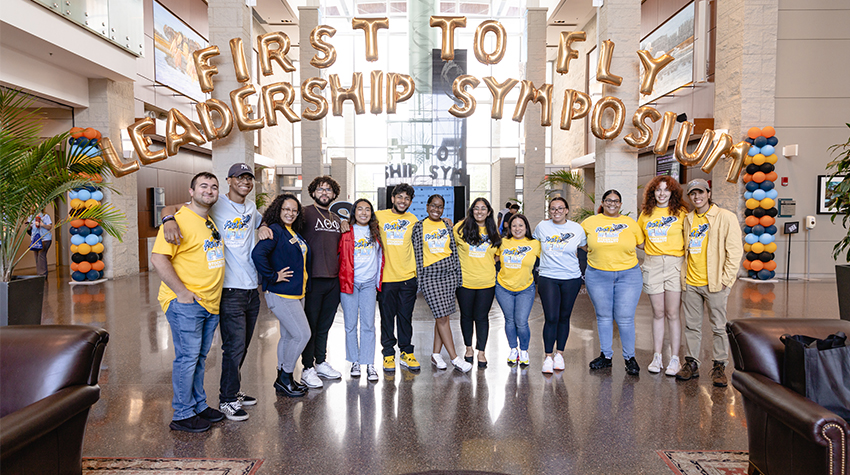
78, 138, 90, 148
757, 269, 773, 280
752, 225, 765, 236
745, 233, 759, 244
72, 271, 86, 281
77, 190, 91, 201
766, 189, 778, 200
91, 190, 104, 201
69, 226, 79, 235
766, 225, 778, 235
748, 146, 760, 156
762, 144, 775, 156
748, 270, 758, 278
767, 136, 778, 146
760, 180, 775, 191
69, 190, 78, 200
744, 226, 752, 234
98, 235, 103, 243
759, 233, 775, 244
85, 234, 99, 246
91, 225, 103, 236
753, 189, 766, 200
754, 136, 767, 147
98, 271, 104, 280
77, 226, 90, 237
744, 191, 753, 200
745, 137, 755, 144
86, 270, 100, 281
746, 181, 759, 192
71, 234, 85, 245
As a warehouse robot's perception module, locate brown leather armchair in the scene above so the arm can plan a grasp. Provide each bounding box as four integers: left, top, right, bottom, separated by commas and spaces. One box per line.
727, 318, 850, 475
0, 325, 109, 475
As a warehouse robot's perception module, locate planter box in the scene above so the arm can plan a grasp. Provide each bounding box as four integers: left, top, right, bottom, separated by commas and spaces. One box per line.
0, 275, 45, 326
838, 264, 850, 322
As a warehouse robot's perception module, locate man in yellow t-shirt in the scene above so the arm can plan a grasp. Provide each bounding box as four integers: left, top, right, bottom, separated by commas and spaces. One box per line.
375, 183, 421, 372
150, 172, 225, 433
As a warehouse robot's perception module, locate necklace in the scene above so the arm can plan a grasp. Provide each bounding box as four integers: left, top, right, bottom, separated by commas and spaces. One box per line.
696, 205, 711, 218
226, 194, 248, 215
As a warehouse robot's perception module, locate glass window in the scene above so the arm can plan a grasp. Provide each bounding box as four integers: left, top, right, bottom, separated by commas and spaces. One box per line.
356, 164, 387, 195
355, 113, 388, 147
468, 164, 490, 191
466, 113, 490, 147
466, 147, 490, 163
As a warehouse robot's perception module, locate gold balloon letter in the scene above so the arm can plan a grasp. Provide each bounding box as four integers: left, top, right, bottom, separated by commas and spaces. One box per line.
193, 46, 220, 93
166, 108, 207, 156
128, 118, 167, 165
100, 137, 139, 177
352, 17, 389, 62
258, 32, 296, 76
329, 73, 366, 116
674, 122, 715, 167
559, 89, 591, 131
262, 82, 301, 126
474, 20, 507, 65
637, 50, 674, 96
310, 26, 337, 69
302, 77, 329, 121
196, 99, 234, 140
556, 31, 586, 75
430, 16, 466, 61
449, 75, 480, 118
623, 106, 662, 148
230, 85, 265, 131
700, 132, 732, 174
590, 97, 626, 140
513, 81, 553, 127
482, 77, 518, 120
386, 73, 414, 114
596, 39, 623, 87
229, 38, 251, 83
725, 141, 751, 183
370, 71, 384, 114
653, 111, 678, 155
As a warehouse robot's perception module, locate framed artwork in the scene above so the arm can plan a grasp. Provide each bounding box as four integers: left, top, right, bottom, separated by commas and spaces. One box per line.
817, 174, 846, 214
639, 2, 695, 105
153, 2, 208, 102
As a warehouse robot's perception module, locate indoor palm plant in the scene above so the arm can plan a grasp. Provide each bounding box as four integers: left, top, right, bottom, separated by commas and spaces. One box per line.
538, 169, 596, 222
0, 88, 126, 324
826, 122, 850, 321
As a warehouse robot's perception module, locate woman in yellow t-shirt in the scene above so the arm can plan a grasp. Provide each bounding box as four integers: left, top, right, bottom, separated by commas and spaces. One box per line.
454, 197, 502, 368
581, 189, 645, 376
636, 176, 688, 376
495, 213, 541, 366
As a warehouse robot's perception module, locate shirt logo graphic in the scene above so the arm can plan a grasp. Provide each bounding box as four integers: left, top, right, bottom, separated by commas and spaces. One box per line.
354, 238, 374, 258
688, 223, 709, 254
383, 219, 410, 245
424, 228, 449, 254
645, 216, 678, 243
595, 223, 628, 243
541, 232, 575, 251
314, 216, 341, 232
223, 215, 251, 242
502, 245, 532, 269
469, 234, 490, 258
204, 238, 224, 269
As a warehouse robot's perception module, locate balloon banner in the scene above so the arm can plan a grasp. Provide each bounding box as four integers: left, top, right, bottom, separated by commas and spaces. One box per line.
742, 126, 780, 281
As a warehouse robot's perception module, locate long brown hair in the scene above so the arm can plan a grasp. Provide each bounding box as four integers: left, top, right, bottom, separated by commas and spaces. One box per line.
641, 176, 688, 216
351, 198, 382, 247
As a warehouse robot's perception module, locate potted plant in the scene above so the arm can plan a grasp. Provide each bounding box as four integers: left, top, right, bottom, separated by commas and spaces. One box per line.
0, 88, 126, 325
826, 123, 850, 321
538, 169, 596, 222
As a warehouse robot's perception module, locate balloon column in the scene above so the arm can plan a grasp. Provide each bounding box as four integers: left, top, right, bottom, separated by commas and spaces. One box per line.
742, 126, 779, 280
68, 127, 107, 283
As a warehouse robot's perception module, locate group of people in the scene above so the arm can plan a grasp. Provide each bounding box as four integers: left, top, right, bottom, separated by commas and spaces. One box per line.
151, 166, 742, 434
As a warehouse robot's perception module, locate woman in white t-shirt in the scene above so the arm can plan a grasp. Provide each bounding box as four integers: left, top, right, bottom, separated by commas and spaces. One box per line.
532, 198, 587, 373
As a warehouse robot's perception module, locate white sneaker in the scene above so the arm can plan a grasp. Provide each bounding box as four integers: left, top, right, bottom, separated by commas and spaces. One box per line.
301, 367, 323, 388
507, 348, 519, 364
665, 355, 681, 376
519, 350, 530, 366
648, 352, 664, 374
431, 353, 447, 370
451, 356, 473, 373
219, 401, 249, 421
542, 356, 554, 374
350, 362, 361, 378
366, 364, 379, 381
315, 361, 342, 379
553, 353, 565, 371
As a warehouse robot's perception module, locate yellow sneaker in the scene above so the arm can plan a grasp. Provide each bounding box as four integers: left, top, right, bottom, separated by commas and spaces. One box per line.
399, 352, 421, 371
383, 355, 396, 373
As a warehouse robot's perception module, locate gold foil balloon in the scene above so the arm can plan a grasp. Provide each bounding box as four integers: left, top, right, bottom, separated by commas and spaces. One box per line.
229, 38, 251, 83
386, 73, 414, 114
449, 75, 480, 118
559, 89, 591, 131
513, 81, 552, 127
590, 96, 625, 140
258, 32, 296, 75
700, 132, 733, 174
193, 46, 220, 93
99, 137, 139, 177
430, 16, 466, 61
166, 108, 207, 156
482, 77, 518, 120
556, 31, 586, 75
230, 85, 265, 131
329, 73, 366, 116
653, 111, 677, 155
196, 99, 234, 140
674, 122, 715, 166
302, 77, 329, 121
310, 25, 338, 69
262, 82, 301, 125
474, 20, 507, 65
351, 17, 389, 62
623, 106, 662, 148
128, 117, 167, 165
725, 141, 751, 183
637, 50, 674, 96
596, 39, 623, 87
370, 71, 384, 114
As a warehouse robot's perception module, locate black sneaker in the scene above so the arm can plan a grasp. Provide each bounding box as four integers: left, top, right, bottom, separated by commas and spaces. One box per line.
220, 401, 249, 421
196, 407, 225, 422
589, 352, 613, 369
170, 414, 211, 433
625, 357, 640, 375
236, 392, 257, 406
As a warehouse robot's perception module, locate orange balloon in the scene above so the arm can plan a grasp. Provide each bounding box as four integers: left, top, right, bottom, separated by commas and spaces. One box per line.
70, 262, 79, 272
95, 130, 102, 140
743, 260, 752, 270
750, 292, 763, 303
763, 292, 775, 303
753, 171, 766, 183
78, 261, 92, 273
70, 127, 84, 138
742, 174, 753, 183
91, 260, 105, 271
94, 293, 106, 302
762, 126, 775, 138
748, 127, 761, 139
84, 219, 99, 228
83, 127, 98, 139
745, 216, 759, 227
759, 216, 775, 227
79, 294, 93, 304
750, 260, 764, 271
763, 260, 777, 271
70, 219, 84, 228
766, 171, 778, 182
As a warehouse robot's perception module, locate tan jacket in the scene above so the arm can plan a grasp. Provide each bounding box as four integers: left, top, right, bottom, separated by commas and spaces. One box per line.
680, 204, 743, 293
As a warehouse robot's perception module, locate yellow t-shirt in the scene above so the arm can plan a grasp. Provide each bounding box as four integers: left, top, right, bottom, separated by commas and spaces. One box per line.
278, 225, 308, 299
454, 222, 498, 289
152, 207, 225, 314
422, 219, 452, 267
637, 207, 686, 257
686, 211, 711, 287
497, 237, 541, 292
376, 209, 418, 282
581, 214, 645, 271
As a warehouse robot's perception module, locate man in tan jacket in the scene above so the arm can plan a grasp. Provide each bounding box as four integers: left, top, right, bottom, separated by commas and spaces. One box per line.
676, 179, 743, 387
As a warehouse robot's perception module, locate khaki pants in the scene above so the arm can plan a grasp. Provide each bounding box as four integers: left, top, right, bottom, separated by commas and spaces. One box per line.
681, 284, 730, 366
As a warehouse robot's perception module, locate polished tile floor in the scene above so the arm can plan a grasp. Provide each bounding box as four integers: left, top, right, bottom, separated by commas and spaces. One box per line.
41, 271, 841, 474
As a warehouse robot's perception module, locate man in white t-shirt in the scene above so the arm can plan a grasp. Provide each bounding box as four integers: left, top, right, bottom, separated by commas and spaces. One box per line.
27, 212, 54, 277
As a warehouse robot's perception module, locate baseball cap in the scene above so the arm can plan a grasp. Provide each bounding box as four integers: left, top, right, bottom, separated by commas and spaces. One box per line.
227, 163, 254, 179
686, 178, 710, 194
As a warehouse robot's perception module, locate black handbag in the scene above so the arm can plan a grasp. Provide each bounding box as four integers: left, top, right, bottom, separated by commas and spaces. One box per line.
781, 331, 850, 421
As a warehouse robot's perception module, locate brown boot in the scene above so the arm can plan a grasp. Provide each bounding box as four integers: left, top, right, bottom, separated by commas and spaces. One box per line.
711, 361, 728, 387
675, 357, 699, 381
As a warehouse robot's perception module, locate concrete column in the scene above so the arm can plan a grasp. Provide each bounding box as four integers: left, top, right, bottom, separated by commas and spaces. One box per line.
331, 156, 355, 203
299, 6, 323, 204
593, 0, 641, 217
208, 0, 254, 186
497, 157, 517, 212
522, 7, 548, 228
75, 79, 139, 278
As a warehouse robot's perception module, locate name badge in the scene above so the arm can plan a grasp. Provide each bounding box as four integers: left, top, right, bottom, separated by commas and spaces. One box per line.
289, 237, 299, 244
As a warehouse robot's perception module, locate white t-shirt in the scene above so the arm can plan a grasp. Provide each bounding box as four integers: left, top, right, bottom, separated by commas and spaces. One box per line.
532, 220, 586, 280
209, 194, 262, 290
31, 213, 53, 242
353, 224, 380, 285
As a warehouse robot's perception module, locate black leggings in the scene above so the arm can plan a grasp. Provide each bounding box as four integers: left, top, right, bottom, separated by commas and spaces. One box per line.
456, 286, 495, 351
538, 276, 582, 353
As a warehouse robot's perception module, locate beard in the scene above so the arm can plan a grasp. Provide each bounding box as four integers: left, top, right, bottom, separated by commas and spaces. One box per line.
314, 193, 334, 207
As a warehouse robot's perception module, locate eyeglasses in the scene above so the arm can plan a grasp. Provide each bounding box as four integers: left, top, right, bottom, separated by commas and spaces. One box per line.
428, 203, 444, 209
232, 175, 253, 183
281, 208, 299, 215
206, 219, 220, 241
316, 187, 334, 194
603, 199, 621, 205
472, 207, 489, 212
550, 206, 567, 212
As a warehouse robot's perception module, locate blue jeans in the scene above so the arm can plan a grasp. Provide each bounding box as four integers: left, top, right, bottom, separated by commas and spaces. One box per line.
340, 280, 378, 365
164, 300, 220, 420
495, 283, 535, 351
585, 265, 642, 359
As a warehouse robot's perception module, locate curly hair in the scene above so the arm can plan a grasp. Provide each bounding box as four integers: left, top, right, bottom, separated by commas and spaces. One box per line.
459, 197, 502, 248
307, 175, 340, 198
262, 193, 304, 233
392, 183, 415, 198
641, 176, 688, 216
351, 198, 382, 247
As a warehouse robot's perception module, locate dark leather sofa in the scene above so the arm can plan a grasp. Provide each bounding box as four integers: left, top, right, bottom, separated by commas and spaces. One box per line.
0, 325, 109, 475
727, 318, 850, 475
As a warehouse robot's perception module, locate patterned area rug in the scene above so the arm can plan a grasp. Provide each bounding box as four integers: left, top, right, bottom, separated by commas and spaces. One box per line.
658, 450, 749, 475
82, 457, 263, 474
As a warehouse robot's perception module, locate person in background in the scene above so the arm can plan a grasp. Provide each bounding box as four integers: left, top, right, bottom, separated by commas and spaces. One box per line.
27, 211, 53, 277
498, 203, 520, 234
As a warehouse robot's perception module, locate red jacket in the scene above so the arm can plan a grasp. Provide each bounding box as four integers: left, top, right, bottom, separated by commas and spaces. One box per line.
338, 227, 384, 294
